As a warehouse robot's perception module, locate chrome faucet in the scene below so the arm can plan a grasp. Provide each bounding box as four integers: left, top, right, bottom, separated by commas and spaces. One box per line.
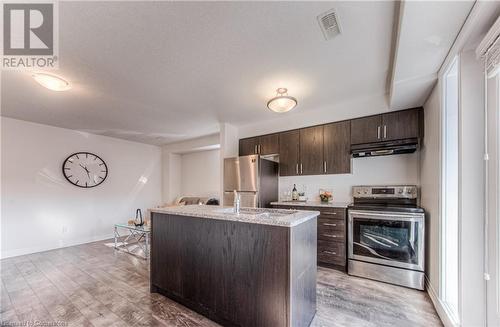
233, 190, 241, 214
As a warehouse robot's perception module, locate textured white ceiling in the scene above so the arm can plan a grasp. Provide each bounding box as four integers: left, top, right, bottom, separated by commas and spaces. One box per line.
1, 1, 398, 145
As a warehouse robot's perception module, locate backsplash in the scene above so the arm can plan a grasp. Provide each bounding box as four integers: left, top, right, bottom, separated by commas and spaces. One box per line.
278, 153, 419, 203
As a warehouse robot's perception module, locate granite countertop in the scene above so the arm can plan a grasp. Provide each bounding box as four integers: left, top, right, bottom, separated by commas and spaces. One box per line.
149, 205, 319, 227
270, 201, 350, 208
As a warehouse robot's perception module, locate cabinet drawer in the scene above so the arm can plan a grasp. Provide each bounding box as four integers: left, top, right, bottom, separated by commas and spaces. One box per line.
318, 217, 345, 231
317, 229, 345, 242
318, 208, 345, 218
318, 240, 345, 265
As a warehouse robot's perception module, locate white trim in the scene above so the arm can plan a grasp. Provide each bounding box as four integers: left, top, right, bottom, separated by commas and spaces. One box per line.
0, 233, 115, 259
437, 2, 481, 78
426, 276, 459, 327
476, 16, 500, 58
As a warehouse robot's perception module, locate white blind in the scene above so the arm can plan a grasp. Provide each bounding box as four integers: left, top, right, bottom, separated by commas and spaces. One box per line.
477, 16, 500, 78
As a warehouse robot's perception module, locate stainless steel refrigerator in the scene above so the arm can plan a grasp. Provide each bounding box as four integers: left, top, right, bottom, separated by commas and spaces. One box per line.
223, 155, 279, 208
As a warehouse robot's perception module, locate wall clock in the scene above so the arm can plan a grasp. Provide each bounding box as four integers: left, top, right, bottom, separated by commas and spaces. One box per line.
62, 152, 108, 188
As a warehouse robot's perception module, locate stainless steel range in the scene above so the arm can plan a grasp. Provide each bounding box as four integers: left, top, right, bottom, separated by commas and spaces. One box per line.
347, 185, 425, 290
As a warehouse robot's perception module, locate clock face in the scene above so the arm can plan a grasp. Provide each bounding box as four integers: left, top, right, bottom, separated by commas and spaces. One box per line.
62, 152, 108, 188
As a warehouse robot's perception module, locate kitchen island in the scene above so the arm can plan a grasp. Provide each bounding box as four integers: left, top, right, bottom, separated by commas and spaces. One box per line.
149, 205, 319, 327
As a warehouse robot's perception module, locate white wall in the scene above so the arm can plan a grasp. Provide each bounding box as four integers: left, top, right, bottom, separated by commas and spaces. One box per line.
280, 153, 419, 202
1, 117, 162, 258
420, 83, 442, 300
161, 134, 220, 204
180, 149, 220, 198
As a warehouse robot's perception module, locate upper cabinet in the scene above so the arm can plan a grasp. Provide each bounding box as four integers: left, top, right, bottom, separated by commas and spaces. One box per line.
350, 108, 423, 145
299, 126, 324, 175
382, 108, 422, 141
324, 121, 351, 174
259, 133, 280, 155
278, 130, 300, 176
239, 134, 279, 156
238, 108, 422, 176
239, 137, 259, 156
350, 115, 383, 145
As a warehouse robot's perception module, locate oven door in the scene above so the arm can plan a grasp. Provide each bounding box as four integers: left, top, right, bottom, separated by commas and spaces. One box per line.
348, 210, 425, 271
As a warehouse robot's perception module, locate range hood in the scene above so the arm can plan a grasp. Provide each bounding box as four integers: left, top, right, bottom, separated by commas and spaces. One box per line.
351, 138, 419, 158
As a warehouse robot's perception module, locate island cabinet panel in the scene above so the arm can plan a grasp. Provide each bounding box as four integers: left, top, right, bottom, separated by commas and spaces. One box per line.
350, 115, 382, 145
151, 213, 317, 327
299, 126, 324, 175
323, 121, 351, 174
239, 137, 259, 156
279, 130, 300, 176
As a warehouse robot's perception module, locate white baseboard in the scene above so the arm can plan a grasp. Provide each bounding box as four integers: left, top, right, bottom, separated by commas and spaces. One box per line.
426, 275, 459, 327
0, 233, 115, 259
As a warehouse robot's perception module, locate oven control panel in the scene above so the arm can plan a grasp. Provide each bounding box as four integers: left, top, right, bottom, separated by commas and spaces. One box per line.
352, 185, 417, 199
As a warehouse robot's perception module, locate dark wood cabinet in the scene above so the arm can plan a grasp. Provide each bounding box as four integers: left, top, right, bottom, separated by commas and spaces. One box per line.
239, 108, 423, 175
239, 134, 279, 156
350, 108, 423, 145
259, 133, 279, 155
239, 137, 259, 156
278, 130, 300, 176
299, 126, 324, 175
323, 121, 351, 174
382, 108, 421, 141
350, 115, 382, 145
271, 204, 347, 271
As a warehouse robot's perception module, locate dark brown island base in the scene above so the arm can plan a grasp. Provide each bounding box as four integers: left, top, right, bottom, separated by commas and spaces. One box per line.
149, 205, 319, 327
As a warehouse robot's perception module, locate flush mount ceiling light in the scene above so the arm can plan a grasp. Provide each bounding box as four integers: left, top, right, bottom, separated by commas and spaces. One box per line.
32, 73, 71, 91
267, 88, 298, 113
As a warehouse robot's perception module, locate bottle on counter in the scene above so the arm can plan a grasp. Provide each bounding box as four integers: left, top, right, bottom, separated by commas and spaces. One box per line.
292, 184, 299, 201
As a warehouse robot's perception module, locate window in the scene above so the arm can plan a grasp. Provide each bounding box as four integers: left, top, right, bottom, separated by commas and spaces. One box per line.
441, 56, 460, 321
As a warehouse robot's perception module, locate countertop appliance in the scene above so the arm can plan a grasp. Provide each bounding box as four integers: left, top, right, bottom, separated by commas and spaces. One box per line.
347, 185, 425, 290
223, 155, 278, 208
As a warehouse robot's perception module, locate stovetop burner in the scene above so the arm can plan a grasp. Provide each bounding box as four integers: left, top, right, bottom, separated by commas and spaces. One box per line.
349, 185, 424, 213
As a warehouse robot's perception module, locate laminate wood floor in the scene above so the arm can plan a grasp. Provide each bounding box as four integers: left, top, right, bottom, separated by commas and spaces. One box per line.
1, 239, 442, 327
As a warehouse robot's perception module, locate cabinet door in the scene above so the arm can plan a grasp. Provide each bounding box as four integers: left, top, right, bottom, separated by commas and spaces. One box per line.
239, 137, 259, 156
382, 108, 421, 141
324, 121, 351, 174
299, 126, 324, 175
278, 130, 300, 176
259, 133, 279, 155
350, 115, 382, 144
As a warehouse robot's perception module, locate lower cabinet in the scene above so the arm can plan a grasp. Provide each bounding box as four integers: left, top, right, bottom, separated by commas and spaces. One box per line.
272, 205, 347, 271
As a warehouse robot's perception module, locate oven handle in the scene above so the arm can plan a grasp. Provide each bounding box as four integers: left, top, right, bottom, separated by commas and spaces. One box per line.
348, 210, 424, 222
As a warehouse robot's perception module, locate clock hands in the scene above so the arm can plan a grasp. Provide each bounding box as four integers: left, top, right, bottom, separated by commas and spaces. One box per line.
79, 164, 91, 180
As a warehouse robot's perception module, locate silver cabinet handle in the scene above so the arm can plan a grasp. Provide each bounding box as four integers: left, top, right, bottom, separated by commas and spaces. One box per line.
258, 144, 261, 153
300, 163, 303, 174
254, 145, 258, 154
377, 126, 381, 139
323, 161, 327, 173
296, 163, 299, 175
383, 125, 387, 139
323, 250, 337, 255
322, 212, 337, 215
322, 234, 338, 238
323, 223, 337, 227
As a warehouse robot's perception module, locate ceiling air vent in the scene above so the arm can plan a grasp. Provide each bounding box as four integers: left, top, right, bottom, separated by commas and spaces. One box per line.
317, 9, 342, 40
